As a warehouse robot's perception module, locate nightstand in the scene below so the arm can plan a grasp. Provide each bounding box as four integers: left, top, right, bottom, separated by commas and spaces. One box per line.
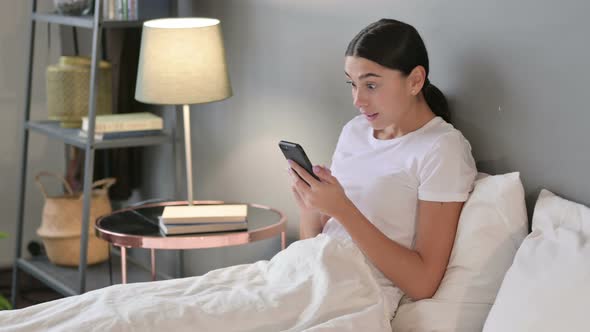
95, 200, 287, 283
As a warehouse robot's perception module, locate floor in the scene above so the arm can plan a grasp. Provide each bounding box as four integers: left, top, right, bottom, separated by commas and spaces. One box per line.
0, 267, 63, 309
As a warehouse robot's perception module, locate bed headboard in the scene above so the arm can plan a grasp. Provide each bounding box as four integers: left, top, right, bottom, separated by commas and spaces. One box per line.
402, 0, 590, 218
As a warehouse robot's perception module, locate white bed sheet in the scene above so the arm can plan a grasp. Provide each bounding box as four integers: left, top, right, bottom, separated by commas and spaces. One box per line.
0, 235, 397, 331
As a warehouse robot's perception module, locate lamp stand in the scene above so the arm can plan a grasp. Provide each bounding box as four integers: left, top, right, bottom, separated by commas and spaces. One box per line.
182, 104, 194, 206
159, 104, 199, 225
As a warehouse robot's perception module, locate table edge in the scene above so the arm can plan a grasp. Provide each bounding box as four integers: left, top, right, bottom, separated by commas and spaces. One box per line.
95, 200, 287, 249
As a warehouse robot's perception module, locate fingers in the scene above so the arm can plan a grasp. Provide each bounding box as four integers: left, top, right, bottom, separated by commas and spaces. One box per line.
312, 165, 337, 184
291, 184, 304, 204
288, 160, 320, 186
288, 168, 312, 208
288, 167, 311, 193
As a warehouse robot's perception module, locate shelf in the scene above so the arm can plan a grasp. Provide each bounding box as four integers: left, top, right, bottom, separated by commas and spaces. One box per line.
27, 121, 173, 150
17, 253, 173, 297
32, 12, 93, 28
102, 18, 148, 29
32, 12, 147, 29
12, 1, 181, 305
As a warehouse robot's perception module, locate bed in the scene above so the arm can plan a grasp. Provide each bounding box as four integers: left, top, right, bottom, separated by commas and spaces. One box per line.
1, 170, 589, 331
1, 233, 395, 331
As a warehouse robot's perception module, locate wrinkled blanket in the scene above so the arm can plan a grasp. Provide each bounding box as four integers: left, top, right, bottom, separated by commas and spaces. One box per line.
0, 234, 397, 331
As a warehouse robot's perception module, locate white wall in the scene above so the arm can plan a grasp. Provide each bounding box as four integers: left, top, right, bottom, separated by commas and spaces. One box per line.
0, 1, 66, 266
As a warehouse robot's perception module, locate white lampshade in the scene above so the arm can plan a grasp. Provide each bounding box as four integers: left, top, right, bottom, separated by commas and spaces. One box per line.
135, 18, 232, 105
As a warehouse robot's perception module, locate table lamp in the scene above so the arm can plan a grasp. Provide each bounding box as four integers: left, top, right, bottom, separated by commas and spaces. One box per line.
135, 18, 232, 213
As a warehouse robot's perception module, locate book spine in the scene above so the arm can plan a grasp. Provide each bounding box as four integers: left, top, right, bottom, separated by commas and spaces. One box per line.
115, 0, 125, 19
163, 217, 247, 224
102, 0, 117, 20
127, 0, 138, 20
122, 0, 128, 19
163, 222, 247, 235
79, 129, 162, 140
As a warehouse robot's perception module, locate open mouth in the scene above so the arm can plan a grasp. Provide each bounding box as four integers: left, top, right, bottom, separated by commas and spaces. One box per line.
365, 113, 379, 121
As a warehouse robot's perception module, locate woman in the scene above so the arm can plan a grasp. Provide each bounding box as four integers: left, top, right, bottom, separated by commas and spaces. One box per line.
288, 18, 476, 302
0, 18, 476, 332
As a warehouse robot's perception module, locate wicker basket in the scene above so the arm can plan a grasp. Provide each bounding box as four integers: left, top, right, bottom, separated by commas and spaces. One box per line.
35, 172, 116, 267
46, 56, 113, 128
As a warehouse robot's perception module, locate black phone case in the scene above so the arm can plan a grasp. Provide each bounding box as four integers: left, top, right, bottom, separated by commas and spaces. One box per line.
278, 140, 320, 182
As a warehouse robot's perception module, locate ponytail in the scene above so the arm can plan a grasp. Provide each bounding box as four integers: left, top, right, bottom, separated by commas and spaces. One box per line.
423, 79, 450, 123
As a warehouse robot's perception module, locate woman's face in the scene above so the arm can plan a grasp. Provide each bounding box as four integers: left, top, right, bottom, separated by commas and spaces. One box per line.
344, 56, 414, 131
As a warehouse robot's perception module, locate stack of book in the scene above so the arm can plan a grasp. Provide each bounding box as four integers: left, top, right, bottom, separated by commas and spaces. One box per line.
79, 112, 164, 140
102, 0, 138, 20
159, 204, 248, 235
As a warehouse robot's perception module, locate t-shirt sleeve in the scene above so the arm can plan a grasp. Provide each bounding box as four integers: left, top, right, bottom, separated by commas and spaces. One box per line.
418, 132, 477, 202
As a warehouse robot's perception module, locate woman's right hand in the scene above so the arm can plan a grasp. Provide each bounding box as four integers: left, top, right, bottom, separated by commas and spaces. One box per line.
288, 167, 318, 214
288, 166, 329, 239
288, 168, 321, 239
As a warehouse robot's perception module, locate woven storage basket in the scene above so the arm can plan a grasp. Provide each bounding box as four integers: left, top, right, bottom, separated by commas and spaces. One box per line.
46, 56, 113, 128
35, 172, 116, 267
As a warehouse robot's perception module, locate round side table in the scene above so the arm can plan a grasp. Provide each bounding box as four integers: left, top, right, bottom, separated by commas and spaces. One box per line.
95, 200, 287, 283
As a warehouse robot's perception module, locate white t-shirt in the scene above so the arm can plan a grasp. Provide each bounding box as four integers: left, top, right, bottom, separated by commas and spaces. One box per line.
323, 115, 477, 249
321, 115, 477, 313
321, 115, 477, 314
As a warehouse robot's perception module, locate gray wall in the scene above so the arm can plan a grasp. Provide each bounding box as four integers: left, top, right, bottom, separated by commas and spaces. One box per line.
153, 0, 590, 276
0, 1, 65, 266
2, 0, 588, 275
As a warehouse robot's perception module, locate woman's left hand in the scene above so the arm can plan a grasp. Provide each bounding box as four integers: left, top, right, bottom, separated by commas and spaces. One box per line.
288, 160, 353, 218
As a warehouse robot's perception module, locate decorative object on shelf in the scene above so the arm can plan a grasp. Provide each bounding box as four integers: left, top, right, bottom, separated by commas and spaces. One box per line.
81, 112, 163, 133
46, 56, 113, 128
135, 17, 232, 218
53, 0, 93, 16
79, 112, 164, 140
34, 172, 116, 267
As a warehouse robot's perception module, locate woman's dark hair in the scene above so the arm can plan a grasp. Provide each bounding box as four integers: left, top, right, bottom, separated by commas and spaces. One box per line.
346, 18, 450, 123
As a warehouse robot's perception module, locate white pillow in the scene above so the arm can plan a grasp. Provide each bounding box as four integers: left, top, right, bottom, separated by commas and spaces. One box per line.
391, 172, 528, 332
483, 189, 590, 332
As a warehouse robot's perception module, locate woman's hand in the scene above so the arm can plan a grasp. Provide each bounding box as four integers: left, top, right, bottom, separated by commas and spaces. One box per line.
287, 160, 353, 218
287, 166, 317, 215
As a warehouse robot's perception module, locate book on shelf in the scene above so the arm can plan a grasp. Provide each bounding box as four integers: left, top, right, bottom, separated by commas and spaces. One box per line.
160, 204, 248, 225
158, 218, 248, 235
78, 129, 163, 140
81, 112, 163, 133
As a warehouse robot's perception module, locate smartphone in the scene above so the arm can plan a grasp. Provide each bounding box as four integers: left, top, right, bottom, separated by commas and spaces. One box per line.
278, 140, 320, 182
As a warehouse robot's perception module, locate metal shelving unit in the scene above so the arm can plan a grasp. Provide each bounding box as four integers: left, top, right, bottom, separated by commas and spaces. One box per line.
11, 0, 177, 304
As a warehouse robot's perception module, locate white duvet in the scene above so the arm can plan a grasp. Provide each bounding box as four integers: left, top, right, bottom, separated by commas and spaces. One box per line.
0, 235, 398, 331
